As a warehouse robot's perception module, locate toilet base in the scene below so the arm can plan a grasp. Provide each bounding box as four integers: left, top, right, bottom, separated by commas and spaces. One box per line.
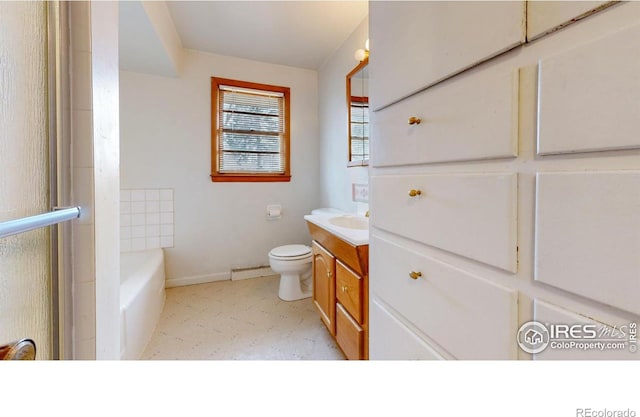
278, 272, 312, 301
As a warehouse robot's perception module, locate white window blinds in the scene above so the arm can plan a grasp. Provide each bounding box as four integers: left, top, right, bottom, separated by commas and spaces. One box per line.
350, 100, 369, 161
217, 85, 287, 174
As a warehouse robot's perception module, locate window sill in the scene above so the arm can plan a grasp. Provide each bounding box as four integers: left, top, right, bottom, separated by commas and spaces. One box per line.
348, 160, 369, 168
210, 174, 292, 183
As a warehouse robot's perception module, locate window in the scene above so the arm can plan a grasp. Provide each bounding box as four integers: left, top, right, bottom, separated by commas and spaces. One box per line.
349, 97, 369, 163
347, 59, 369, 166
211, 77, 291, 182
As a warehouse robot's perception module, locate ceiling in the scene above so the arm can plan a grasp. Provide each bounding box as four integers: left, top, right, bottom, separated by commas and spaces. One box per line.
120, 1, 368, 73
120, 1, 178, 76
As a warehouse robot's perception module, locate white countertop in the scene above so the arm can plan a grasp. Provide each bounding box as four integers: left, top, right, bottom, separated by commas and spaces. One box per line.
304, 213, 369, 246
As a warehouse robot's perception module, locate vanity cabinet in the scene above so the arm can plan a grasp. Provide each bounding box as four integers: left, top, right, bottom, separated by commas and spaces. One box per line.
312, 241, 336, 335
369, 1, 525, 110
369, 2, 640, 360
308, 223, 369, 360
335, 261, 365, 359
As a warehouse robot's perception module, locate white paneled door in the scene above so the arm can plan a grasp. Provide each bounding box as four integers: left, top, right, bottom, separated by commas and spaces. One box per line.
0, 1, 54, 359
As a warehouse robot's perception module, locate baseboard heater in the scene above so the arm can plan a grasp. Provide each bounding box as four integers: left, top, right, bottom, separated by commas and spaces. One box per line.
230, 265, 275, 281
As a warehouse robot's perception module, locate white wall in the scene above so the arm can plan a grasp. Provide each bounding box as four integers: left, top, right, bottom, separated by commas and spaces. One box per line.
318, 17, 369, 213
120, 50, 320, 284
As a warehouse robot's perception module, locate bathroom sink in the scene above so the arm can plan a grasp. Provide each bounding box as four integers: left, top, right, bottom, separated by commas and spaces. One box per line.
328, 215, 369, 230
304, 211, 369, 246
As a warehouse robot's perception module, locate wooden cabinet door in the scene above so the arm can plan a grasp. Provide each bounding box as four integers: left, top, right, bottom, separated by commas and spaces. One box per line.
312, 241, 336, 336
369, 1, 525, 110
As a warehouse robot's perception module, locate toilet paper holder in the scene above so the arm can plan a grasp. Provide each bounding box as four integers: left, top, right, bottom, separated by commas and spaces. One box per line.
267, 204, 282, 220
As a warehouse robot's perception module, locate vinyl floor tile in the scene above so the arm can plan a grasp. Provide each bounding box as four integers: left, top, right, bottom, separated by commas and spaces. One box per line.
141, 275, 344, 360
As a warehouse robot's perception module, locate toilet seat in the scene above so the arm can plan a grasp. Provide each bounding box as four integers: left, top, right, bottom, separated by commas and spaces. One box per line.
269, 244, 311, 260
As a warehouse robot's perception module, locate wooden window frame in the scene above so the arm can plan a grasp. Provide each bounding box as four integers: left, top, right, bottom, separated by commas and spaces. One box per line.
211, 77, 291, 182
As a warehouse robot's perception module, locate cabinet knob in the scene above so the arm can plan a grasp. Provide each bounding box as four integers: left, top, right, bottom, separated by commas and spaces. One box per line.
408, 189, 422, 197
408, 116, 422, 125
327, 271, 332, 278
341, 285, 348, 293
409, 271, 422, 280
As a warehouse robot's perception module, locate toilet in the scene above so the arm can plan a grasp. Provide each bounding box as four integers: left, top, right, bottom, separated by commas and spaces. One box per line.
269, 209, 344, 301
269, 244, 313, 301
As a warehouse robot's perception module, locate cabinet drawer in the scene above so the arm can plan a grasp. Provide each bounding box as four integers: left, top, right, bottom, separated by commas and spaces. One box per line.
537, 22, 640, 155
336, 260, 363, 324
371, 173, 517, 272
532, 299, 638, 360
370, 298, 444, 360
336, 303, 364, 360
370, 235, 518, 359
527, 1, 614, 41
371, 67, 518, 167
369, 1, 524, 109
535, 172, 640, 316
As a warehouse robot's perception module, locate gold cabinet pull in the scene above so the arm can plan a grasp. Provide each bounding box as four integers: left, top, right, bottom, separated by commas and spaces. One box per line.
408, 189, 422, 197
409, 271, 422, 280
326, 271, 332, 278
408, 116, 422, 125
341, 285, 348, 293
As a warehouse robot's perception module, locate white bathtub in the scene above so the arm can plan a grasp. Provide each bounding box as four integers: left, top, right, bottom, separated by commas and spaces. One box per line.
120, 248, 166, 360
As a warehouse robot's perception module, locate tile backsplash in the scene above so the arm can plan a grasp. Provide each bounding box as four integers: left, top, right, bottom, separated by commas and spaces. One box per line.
120, 188, 174, 252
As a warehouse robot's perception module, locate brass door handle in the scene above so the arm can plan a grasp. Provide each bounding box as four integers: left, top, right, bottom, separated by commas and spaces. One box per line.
408, 189, 422, 197
0, 338, 36, 360
408, 116, 422, 125
409, 271, 422, 280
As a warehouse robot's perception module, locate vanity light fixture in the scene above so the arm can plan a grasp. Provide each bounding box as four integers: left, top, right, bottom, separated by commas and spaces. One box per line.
354, 38, 369, 62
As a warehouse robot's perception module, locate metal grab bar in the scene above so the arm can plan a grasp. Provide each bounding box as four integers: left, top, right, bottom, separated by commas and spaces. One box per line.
0, 206, 81, 239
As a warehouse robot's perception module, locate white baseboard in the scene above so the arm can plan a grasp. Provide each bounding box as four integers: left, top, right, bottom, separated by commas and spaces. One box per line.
231, 266, 276, 281
165, 271, 230, 288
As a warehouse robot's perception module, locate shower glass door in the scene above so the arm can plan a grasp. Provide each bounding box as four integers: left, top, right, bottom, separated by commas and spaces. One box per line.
0, 1, 53, 360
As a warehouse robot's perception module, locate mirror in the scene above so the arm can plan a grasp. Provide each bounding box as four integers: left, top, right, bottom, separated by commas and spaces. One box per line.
347, 58, 369, 166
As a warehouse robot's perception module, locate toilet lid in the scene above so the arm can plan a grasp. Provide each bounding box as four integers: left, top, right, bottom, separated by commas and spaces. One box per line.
270, 244, 311, 258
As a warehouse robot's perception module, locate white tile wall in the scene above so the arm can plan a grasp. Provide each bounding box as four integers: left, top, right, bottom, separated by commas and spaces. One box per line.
69, 0, 96, 359
120, 188, 174, 252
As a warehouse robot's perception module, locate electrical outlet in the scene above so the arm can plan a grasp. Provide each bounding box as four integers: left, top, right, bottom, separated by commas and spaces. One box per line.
352, 183, 369, 203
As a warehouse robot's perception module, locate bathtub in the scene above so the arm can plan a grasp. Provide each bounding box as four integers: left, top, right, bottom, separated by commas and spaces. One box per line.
120, 248, 166, 359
